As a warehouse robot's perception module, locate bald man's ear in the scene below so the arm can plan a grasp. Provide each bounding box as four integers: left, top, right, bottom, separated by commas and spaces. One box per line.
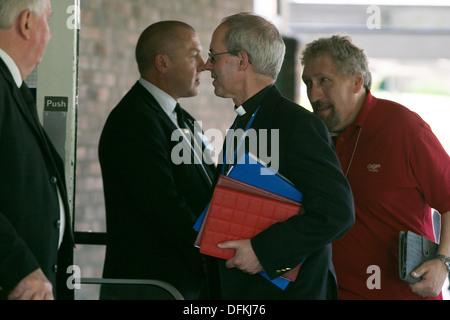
154, 54, 170, 74
18, 9, 33, 40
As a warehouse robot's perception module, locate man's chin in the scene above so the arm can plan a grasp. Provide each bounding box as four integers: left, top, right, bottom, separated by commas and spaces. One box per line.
213, 87, 227, 99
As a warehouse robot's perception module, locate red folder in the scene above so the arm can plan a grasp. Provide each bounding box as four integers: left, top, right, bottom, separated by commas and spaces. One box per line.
195, 175, 304, 281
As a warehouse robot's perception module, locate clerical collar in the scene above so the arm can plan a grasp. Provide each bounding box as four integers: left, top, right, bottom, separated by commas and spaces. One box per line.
234, 106, 246, 116
234, 84, 273, 117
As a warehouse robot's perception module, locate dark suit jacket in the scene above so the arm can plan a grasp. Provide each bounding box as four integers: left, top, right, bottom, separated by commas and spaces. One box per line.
0, 58, 73, 300
99, 81, 215, 299
216, 85, 355, 299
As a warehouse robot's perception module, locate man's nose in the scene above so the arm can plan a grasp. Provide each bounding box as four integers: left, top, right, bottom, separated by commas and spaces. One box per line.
203, 58, 213, 71
197, 56, 205, 72
308, 83, 324, 103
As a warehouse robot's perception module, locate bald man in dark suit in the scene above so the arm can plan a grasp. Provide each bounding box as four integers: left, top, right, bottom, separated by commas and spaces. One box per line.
99, 21, 216, 300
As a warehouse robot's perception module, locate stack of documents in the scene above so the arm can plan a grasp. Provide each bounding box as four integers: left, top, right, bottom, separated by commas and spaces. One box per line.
194, 152, 304, 289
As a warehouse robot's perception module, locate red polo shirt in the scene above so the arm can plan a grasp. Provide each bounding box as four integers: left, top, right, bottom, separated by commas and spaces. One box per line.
332, 91, 450, 300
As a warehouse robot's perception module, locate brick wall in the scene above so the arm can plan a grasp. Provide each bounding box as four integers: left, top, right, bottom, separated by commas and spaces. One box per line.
74, 0, 253, 287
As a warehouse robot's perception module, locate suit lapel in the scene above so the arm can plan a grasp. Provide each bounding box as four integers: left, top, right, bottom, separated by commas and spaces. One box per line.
251, 85, 282, 132
8, 69, 69, 196
134, 82, 214, 187
237, 86, 283, 170
0, 60, 48, 145
13, 82, 61, 170
18, 83, 48, 140
183, 109, 216, 181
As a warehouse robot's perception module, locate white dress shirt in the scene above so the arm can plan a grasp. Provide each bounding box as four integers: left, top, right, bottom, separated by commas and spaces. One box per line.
139, 77, 179, 126
138, 78, 214, 184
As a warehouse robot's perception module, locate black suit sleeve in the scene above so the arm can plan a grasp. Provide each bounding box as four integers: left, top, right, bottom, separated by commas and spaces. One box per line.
99, 105, 201, 262
251, 111, 355, 279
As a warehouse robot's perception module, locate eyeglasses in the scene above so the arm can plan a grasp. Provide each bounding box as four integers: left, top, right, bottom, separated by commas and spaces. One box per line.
208, 50, 241, 63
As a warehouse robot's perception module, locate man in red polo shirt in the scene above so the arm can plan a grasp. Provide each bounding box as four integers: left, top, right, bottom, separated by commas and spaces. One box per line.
301, 35, 450, 300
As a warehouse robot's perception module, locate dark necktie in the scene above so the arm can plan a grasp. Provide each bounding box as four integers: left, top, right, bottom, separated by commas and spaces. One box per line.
175, 103, 214, 183
19, 82, 61, 179
20, 82, 43, 129
20, 83, 36, 113
175, 103, 190, 130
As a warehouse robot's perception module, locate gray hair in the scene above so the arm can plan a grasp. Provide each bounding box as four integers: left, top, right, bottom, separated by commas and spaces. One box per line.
221, 12, 286, 80
301, 35, 372, 91
0, 0, 47, 29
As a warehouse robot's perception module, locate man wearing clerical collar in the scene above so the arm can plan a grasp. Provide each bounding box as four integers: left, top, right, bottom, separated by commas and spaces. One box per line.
203, 12, 355, 300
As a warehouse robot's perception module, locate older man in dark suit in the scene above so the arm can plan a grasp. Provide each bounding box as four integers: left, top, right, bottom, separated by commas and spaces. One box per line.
0, 0, 73, 300
99, 21, 215, 300
203, 12, 355, 299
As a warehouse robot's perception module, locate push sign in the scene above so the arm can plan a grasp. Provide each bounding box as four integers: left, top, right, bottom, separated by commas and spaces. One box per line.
44, 96, 69, 112
43, 96, 69, 160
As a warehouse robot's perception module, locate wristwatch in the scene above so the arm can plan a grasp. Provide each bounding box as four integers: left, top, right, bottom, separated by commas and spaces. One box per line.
436, 254, 450, 273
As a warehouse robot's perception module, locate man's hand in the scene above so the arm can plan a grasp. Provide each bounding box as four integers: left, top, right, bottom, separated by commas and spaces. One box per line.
409, 258, 448, 298
218, 239, 263, 275
8, 269, 54, 300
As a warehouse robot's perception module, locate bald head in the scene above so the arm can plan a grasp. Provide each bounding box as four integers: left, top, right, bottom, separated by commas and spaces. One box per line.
135, 21, 196, 77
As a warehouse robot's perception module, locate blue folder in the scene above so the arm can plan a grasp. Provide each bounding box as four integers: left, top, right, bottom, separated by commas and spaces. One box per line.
228, 151, 303, 203
194, 152, 302, 230
194, 151, 303, 290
